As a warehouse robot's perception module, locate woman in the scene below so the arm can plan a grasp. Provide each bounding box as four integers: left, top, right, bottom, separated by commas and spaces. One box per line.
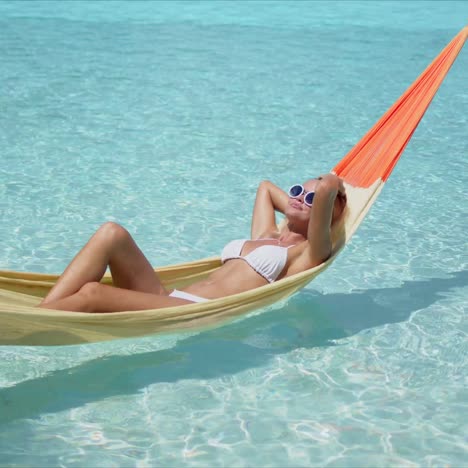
38, 173, 347, 312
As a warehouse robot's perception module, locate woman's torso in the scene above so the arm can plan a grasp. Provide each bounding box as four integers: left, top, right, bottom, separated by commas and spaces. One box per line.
183, 236, 309, 299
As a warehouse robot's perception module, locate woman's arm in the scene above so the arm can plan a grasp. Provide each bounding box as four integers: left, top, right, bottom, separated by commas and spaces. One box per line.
305, 174, 345, 265
251, 180, 289, 239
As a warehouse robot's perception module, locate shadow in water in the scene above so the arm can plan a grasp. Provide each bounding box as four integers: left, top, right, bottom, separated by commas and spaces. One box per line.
0, 269, 466, 426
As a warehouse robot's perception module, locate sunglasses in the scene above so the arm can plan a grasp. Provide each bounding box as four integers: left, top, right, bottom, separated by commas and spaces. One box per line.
288, 184, 315, 207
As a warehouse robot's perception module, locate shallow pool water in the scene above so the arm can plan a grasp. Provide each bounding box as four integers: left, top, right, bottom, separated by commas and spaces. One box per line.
0, 1, 467, 466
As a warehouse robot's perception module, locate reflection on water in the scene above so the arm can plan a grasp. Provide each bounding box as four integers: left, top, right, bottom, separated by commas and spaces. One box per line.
0, 270, 465, 426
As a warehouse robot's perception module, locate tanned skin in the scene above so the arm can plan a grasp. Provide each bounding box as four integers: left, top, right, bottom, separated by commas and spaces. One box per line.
39, 174, 346, 313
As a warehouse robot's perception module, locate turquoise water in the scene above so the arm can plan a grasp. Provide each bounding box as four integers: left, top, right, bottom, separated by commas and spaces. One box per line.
1, 0, 467, 466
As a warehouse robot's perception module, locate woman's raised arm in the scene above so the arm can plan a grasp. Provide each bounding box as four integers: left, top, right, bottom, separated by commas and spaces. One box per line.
305, 174, 345, 265
251, 180, 289, 239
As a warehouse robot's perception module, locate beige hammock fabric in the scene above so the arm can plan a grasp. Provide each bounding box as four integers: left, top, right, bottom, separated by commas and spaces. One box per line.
0, 27, 466, 346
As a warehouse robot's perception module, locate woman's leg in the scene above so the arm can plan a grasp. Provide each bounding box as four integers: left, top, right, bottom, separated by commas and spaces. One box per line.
40, 222, 165, 306
39, 282, 193, 313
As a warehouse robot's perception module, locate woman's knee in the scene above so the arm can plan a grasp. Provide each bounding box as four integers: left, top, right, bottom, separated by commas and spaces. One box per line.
78, 281, 103, 310
97, 222, 130, 246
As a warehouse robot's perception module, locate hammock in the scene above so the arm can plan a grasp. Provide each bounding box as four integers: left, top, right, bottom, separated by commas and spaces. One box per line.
1, 27, 466, 346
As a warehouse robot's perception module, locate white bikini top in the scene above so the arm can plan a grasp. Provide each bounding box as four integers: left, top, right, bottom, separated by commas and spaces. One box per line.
221, 239, 294, 283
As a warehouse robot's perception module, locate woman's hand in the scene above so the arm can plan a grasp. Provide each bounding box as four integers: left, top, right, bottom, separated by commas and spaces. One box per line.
316, 174, 347, 208
317, 173, 346, 196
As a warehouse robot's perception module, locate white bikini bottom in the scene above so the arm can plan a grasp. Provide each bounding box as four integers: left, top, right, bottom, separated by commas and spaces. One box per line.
168, 289, 209, 303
